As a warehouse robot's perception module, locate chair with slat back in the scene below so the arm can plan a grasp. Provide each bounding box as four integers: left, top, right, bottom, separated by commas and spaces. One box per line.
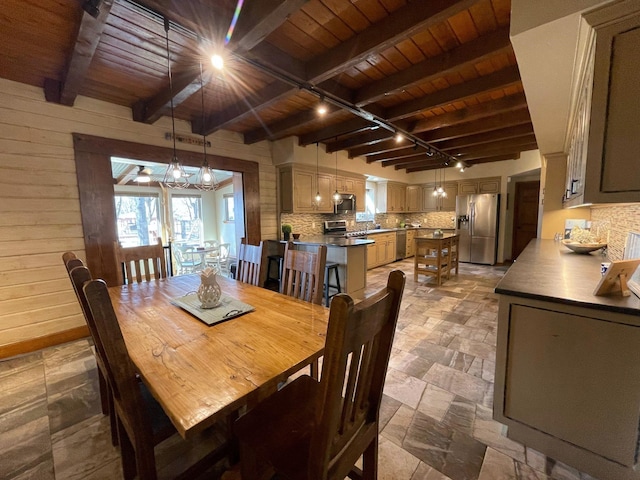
235, 270, 406, 480
280, 242, 327, 305
236, 239, 266, 287
114, 237, 167, 284
62, 252, 116, 444
81, 278, 229, 479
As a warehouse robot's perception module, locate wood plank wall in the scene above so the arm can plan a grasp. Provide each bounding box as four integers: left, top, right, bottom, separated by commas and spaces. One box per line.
0, 79, 276, 357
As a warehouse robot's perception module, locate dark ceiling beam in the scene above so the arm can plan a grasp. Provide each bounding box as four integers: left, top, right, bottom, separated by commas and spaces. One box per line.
325, 129, 394, 153
448, 137, 538, 158
431, 123, 535, 150
390, 155, 447, 170
238, 0, 477, 142
243, 106, 342, 144
355, 26, 511, 106
351, 138, 412, 158
230, 0, 311, 53
193, 82, 294, 135
385, 65, 521, 121
369, 146, 429, 164
412, 92, 528, 133
44, 0, 114, 106
405, 153, 520, 172
306, 0, 479, 84
132, 66, 201, 124
298, 118, 374, 146
382, 154, 434, 168
420, 109, 532, 143
442, 135, 537, 155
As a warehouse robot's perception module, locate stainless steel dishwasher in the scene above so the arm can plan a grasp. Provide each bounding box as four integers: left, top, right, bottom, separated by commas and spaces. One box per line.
396, 229, 406, 260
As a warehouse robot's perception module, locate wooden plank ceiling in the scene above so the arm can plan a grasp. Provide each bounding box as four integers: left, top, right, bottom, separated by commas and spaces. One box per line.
0, 0, 536, 172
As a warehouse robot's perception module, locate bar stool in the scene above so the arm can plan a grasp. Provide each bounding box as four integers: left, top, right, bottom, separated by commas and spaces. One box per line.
324, 262, 342, 307
266, 254, 284, 290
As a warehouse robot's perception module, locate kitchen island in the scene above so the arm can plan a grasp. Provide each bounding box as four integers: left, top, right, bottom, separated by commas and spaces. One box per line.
267, 236, 373, 301
493, 239, 640, 480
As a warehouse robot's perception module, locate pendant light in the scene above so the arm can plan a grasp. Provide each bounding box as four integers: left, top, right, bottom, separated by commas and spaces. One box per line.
432, 168, 438, 197
437, 168, 444, 195
134, 166, 151, 183
314, 142, 321, 205
195, 61, 217, 191
441, 166, 447, 198
332, 143, 343, 206
161, 17, 188, 189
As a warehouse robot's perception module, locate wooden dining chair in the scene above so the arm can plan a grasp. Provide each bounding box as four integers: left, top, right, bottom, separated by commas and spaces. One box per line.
114, 237, 167, 284
81, 278, 228, 480
63, 253, 112, 421
65, 261, 117, 446
234, 270, 406, 480
236, 239, 267, 287
280, 242, 327, 305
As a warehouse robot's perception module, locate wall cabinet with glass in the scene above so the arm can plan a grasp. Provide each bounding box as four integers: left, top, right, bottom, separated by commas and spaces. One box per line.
421, 182, 458, 211
566, 6, 640, 206
376, 182, 407, 213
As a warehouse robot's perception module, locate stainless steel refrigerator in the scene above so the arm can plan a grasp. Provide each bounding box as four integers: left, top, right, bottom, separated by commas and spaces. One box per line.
455, 193, 500, 264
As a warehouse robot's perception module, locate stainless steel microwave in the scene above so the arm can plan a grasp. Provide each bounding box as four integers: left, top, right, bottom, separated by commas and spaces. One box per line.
334, 194, 356, 214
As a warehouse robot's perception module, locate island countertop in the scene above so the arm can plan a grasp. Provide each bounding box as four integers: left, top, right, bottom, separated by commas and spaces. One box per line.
278, 236, 374, 247
495, 239, 640, 315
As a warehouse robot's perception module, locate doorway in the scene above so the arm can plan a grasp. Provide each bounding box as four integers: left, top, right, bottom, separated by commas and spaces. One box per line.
511, 180, 540, 260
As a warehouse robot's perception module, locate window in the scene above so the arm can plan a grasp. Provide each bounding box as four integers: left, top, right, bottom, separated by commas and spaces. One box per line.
171, 195, 203, 244
355, 187, 375, 222
224, 194, 235, 222
114, 194, 160, 247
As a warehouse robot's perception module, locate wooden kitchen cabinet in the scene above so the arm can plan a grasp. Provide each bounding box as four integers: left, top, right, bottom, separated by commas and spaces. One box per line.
421, 182, 457, 211
316, 172, 335, 212
366, 232, 396, 269
566, 6, 640, 206
405, 229, 416, 257
376, 182, 407, 213
458, 177, 501, 195
279, 166, 333, 213
406, 185, 422, 212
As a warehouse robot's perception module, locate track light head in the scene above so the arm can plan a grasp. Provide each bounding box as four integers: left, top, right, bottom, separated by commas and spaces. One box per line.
82, 0, 101, 18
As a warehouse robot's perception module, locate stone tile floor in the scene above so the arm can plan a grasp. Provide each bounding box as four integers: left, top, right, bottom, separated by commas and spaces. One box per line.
0, 259, 599, 479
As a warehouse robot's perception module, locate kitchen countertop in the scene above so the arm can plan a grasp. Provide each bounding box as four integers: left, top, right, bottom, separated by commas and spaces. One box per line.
495, 239, 640, 315
281, 236, 374, 247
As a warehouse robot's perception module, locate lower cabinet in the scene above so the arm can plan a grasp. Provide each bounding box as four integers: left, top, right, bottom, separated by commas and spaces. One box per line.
366, 233, 396, 269
495, 295, 640, 479
405, 230, 416, 257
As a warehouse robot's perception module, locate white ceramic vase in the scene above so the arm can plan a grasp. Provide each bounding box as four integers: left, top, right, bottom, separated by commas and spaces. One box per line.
197, 267, 222, 308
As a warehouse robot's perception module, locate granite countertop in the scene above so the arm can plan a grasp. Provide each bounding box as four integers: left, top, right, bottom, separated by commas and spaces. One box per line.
495, 239, 640, 315
367, 227, 456, 234
281, 236, 374, 247
415, 232, 458, 240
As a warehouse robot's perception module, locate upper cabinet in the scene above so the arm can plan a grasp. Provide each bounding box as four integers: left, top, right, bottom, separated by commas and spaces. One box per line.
421, 182, 458, 211
565, 4, 640, 206
406, 185, 422, 212
376, 182, 407, 213
458, 177, 501, 195
278, 165, 366, 213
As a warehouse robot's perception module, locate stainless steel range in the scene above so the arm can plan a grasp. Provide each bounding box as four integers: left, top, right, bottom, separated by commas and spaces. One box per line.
323, 220, 348, 236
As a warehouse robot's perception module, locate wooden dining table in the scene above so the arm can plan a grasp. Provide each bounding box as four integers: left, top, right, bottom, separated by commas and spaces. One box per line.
107, 274, 329, 439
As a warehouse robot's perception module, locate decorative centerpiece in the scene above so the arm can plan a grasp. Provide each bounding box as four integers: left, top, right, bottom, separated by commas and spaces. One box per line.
282, 223, 292, 241
562, 225, 607, 254
197, 267, 222, 308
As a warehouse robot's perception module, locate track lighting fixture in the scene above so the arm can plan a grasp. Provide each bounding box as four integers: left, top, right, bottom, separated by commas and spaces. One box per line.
395, 133, 403, 143
211, 53, 224, 70
316, 96, 328, 116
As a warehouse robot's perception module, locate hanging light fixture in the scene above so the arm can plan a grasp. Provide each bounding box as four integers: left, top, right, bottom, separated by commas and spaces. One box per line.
195, 62, 217, 191
161, 18, 189, 189
437, 168, 444, 195
314, 142, 321, 205
441, 166, 447, 198
432, 167, 438, 197
332, 143, 343, 206
134, 166, 151, 183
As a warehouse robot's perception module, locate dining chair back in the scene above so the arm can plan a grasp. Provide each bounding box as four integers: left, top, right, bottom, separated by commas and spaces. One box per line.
237, 239, 266, 287
82, 278, 176, 480
234, 270, 406, 480
280, 242, 327, 305
63, 253, 113, 435
114, 237, 167, 284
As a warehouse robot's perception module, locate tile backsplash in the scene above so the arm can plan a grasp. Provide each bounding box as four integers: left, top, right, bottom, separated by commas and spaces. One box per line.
279, 211, 456, 237
591, 204, 640, 260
